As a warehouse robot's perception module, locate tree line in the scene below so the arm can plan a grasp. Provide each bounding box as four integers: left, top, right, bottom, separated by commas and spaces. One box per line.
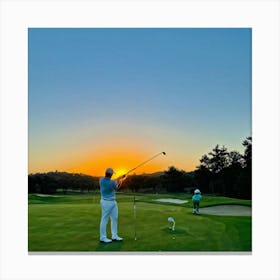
28, 137, 251, 199
28, 172, 100, 194
193, 136, 252, 199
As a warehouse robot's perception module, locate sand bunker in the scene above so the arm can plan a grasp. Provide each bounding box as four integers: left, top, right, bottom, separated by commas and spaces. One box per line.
200, 205, 251, 216
154, 198, 188, 204
35, 194, 64, 197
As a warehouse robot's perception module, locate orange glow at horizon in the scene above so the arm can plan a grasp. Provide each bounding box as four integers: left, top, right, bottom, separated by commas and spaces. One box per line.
28, 139, 200, 176
112, 168, 128, 179
66, 151, 167, 177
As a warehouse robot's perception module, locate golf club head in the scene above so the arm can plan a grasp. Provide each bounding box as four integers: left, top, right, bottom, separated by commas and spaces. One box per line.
162, 152, 166, 155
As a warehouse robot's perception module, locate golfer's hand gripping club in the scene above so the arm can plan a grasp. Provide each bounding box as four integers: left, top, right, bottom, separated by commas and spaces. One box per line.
115, 174, 126, 189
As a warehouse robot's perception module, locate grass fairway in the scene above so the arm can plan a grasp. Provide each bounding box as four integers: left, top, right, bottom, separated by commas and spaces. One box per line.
28, 193, 251, 252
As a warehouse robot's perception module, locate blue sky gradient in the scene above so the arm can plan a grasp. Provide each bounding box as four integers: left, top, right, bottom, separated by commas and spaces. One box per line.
28, 28, 251, 175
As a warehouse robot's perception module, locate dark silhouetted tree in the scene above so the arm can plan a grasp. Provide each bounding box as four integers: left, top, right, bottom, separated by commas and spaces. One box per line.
162, 166, 186, 192
237, 137, 252, 199
194, 165, 212, 193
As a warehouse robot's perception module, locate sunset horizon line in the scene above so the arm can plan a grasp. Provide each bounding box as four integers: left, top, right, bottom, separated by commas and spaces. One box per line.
27, 167, 195, 178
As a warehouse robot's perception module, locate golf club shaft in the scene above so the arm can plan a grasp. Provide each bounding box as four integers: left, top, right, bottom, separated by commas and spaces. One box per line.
125, 152, 166, 176
134, 195, 136, 240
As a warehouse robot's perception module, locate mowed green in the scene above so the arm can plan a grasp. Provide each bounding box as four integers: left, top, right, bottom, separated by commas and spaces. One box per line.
28, 193, 252, 252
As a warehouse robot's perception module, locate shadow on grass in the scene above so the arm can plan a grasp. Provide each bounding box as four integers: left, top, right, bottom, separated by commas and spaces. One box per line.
161, 227, 192, 236
95, 240, 124, 252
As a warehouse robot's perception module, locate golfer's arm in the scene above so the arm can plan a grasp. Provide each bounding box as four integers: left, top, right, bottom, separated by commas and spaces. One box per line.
115, 179, 122, 190
115, 175, 126, 190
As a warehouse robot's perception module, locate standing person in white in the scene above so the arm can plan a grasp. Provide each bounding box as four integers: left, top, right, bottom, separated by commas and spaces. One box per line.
99, 167, 125, 243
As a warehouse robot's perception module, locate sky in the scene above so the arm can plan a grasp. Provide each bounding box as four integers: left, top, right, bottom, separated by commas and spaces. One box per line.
28, 28, 251, 177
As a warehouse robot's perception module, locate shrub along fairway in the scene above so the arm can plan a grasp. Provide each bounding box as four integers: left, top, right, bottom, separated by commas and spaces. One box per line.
28, 193, 251, 252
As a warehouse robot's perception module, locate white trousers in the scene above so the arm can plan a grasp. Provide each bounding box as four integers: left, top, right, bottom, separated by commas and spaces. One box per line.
100, 199, 119, 240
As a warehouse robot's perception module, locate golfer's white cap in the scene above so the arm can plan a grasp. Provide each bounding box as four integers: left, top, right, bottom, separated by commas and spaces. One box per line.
194, 189, 201, 194
105, 167, 114, 175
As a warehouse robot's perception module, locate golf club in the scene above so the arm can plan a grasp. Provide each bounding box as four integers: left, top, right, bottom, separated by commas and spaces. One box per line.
124, 152, 166, 177
134, 196, 137, 240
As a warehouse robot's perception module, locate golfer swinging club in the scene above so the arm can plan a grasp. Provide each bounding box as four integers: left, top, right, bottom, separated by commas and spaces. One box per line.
99, 167, 125, 243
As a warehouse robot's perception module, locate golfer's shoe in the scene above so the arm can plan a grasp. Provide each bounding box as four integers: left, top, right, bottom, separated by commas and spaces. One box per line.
112, 236, 123, 242
100, 238, 112, 243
